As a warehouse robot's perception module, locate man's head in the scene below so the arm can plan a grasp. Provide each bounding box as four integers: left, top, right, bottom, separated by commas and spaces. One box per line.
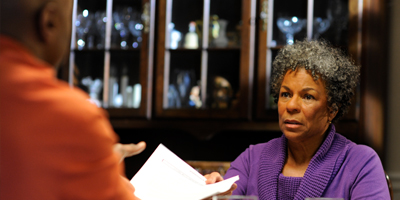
1, 0, 73, 68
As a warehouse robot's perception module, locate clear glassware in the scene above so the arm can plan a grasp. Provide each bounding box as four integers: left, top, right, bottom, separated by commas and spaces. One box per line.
276, 16, 306, 45
313, 17, 331, 39
75, 9, 94, 50
128, 8, 143, 48
95, 10, 107, 49
113, 7, 133, 49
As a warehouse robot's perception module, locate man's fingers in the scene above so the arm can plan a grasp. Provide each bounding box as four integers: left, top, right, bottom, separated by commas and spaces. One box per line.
114, 142, 146, 160
123, 141, 146, 157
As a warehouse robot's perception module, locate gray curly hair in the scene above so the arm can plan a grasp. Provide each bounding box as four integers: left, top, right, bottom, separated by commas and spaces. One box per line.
271, 40, 360, 122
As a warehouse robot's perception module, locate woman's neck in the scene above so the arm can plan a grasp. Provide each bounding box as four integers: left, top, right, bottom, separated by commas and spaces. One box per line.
282, 130, 328, 177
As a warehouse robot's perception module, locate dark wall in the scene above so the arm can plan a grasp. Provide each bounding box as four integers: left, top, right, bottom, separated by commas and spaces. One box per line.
116, 128, 282, 179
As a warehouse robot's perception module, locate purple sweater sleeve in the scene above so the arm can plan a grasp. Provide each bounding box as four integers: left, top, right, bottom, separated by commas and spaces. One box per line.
224, 149, 249, 195
224, 144, 264, 196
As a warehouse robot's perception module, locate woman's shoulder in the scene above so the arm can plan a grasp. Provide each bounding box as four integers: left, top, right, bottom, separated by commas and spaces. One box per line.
347, 143, 380, 161
238, 136, 283, 159
334, 133, 378, 159
227, 137, 283, 178
332, 135, 382, 173
247, 137, 283, 151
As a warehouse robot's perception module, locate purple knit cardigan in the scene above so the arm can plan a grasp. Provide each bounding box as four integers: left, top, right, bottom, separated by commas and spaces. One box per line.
224, 125, 390, 200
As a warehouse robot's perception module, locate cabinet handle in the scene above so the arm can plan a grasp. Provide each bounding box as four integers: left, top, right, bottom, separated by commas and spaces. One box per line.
260, 0, 268, 31
142, 2, 150, 33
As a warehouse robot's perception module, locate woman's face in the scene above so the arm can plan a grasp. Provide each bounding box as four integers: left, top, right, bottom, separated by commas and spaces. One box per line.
278, 68, 335, 144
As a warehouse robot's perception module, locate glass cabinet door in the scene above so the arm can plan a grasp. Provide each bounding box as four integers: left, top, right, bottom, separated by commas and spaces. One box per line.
155, 0, 256, 119
70, 0, 108, 108
256, 0, 361, 120
69, 0, 155, 118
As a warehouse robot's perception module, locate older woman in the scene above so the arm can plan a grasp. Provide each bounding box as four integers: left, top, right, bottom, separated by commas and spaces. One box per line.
219, 40, 390, 199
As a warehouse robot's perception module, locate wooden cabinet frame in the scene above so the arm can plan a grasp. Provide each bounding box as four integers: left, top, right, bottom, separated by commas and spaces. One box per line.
155, 0, 257, 119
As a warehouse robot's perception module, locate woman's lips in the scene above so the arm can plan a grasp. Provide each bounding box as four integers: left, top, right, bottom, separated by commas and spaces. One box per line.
284, 119, 302, 128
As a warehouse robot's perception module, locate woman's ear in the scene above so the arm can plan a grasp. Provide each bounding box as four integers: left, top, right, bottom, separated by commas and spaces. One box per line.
37, 2, 58, 43
328, 106, 339, 122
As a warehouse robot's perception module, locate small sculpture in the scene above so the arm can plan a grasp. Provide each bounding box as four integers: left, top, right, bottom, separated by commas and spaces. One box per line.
213, 19, 229, 47
212, 76, 233, 109
184, 21, 199, 49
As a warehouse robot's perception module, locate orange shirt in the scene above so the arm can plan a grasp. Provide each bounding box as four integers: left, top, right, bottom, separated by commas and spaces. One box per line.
0, 36, 138, 200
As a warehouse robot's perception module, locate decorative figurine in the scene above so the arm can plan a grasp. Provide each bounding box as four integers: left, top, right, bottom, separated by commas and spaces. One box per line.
169, 23, 182, 49
184, 21, 199, 49
212, 76, 233, 109
213, 19, 229, 47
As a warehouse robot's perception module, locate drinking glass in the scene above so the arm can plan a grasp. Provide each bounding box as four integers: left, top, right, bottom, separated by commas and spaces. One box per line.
75, 9, 94, 50
113, 7, 133, 49
95, 10, 107, 49
128, 8, 143, 48
313, 17, 331, 39
276, 16, 306, 45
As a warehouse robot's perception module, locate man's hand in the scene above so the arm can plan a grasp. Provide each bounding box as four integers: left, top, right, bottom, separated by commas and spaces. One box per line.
203, 172, 237, 199
114, 141, 146, 162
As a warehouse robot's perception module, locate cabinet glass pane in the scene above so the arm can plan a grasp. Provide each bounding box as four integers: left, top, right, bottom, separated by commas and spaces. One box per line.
313, 0, 349, 47
206, 50, 240, 109
209, 0, 242, 48
73, 0, 107, 108
169, 0, 203, 49
167, 51, 202, 109
112, 0, 144, 49
272, 0, 307, 46
109, 51, 141, 108
75, 0, 107, 50
74, 51, 105, 107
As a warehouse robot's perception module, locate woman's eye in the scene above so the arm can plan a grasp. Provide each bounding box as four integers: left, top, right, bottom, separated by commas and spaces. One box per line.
304, 94, 315, 100
281, 92, 290, 98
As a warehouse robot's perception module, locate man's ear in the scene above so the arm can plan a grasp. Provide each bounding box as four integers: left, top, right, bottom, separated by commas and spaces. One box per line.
37, 2, 58, 43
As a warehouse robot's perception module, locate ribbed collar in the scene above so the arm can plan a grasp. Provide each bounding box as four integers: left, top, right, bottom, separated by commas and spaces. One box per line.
257, 125, 347, 200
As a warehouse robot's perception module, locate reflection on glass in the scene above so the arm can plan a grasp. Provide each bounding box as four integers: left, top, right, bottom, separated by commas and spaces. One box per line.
277, 16, 306, 45
327, 0, 348, 45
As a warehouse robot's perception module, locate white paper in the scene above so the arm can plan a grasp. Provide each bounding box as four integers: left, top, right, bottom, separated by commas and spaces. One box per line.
130, 144, 239, 200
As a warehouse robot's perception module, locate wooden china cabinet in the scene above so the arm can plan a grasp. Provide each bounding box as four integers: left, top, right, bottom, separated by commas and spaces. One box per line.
63, 0, 388, 164
66, 0, 155, 118
154, 0, 256, 120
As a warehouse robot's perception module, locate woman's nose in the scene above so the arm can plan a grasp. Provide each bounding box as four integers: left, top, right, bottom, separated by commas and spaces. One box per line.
286, 95, 300, 113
